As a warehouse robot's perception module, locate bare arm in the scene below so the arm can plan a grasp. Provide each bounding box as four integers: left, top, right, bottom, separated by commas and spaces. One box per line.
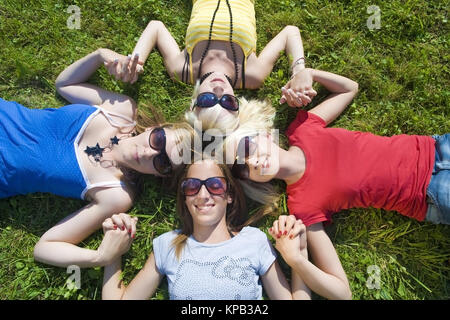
245, 25, 304, 89
268, 217, 311, 300
260, 261, 293, 300
290, 223, 352, 300
131, 20, 186, 81
304, 69, 358, 125
55, 48, 137, 120
33, 188, 133, 268
102, 253, 163, 300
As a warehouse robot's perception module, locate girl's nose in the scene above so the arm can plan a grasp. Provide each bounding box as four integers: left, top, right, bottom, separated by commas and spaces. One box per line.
196, 185, 211, 198
212, 86, 224, 97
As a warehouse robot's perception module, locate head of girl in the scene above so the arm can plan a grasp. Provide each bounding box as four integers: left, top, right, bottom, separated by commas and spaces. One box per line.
185, 75, 276, 134
224, 126, 282, 183
172, 158, 247, 257
218, 126, 282, 224
117, 107, 195, 178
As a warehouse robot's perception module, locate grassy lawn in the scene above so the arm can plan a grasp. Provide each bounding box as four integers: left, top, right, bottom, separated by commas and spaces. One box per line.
0, 0, 449, 300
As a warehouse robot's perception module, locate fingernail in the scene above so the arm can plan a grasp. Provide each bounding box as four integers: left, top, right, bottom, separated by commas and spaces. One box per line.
289, 235, 293, 239
132, 233, 136, 239
113, 225, 117, 230
283, 231, 288, 235
121, 226, 125, 231
269, 228, 273, 232
278, 232, 282, 237
129, 229, 132, 234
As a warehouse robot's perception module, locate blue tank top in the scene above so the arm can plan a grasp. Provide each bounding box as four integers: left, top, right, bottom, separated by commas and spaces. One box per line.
0, 98, 98, 199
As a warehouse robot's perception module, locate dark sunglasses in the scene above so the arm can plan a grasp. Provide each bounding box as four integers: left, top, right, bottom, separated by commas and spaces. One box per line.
231, 136, 257, 180
194, 92, 239, 112
181, 176, 228, 196
149, 127, 173, 176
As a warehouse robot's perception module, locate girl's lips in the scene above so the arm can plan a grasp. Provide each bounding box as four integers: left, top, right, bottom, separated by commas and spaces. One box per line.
195, 204, 215, 212
211, 78, 225, 83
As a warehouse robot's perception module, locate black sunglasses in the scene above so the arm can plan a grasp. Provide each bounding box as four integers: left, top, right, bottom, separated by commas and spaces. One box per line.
181, 176, 228, 196
231, 136, 257, 180
194, 92, 239, 112
149, 127, 173, 176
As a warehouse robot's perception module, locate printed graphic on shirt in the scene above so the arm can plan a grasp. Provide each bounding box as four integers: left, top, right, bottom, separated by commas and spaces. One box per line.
172, 255, 259, 300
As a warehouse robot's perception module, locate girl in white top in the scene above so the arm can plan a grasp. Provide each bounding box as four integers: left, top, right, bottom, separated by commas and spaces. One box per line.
101, 158, 310, 299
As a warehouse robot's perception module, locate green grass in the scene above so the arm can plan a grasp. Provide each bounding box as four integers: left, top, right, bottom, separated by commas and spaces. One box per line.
0, 0, 449, 300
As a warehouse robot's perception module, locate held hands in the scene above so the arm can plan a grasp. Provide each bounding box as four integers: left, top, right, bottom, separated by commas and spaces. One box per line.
268, 215, 307, 265
97, 213, 138, 265
104, 53, 144, 84
279, 68, 317, 107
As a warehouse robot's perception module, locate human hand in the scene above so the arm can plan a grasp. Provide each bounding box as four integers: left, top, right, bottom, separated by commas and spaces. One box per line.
104, 53, 144, 84
98, 213, 138, 265
279, 68, 317, 107
268, 216, 307, 265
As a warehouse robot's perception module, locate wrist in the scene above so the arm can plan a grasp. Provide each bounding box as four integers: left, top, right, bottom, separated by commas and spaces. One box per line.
291, 57, 306, 74
94, 249, 115, 266
285, 251, 307, 267
292, 63, 306, 76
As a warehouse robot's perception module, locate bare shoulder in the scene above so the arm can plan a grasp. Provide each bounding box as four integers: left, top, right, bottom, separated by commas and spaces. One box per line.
243, 53, 265, 89
90, 186, 134, 213
97, 95, 137, 122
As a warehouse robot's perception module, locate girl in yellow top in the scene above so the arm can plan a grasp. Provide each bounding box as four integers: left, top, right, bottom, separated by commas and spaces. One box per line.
108, 0, 315, 132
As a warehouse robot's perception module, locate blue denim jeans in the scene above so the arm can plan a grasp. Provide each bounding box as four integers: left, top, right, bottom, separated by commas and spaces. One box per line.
425, 133, 450, 225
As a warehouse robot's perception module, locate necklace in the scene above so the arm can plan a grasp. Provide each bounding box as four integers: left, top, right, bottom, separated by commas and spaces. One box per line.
197, 0, 238, 88
84, 136, 120, 163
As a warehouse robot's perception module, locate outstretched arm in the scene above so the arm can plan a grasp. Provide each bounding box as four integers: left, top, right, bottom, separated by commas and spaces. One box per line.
55, 48, 137, 120
245, 25, 305, 89
33, 188, 133, 268
101, 214, 163, 300
268, 217, 311, 300
283, 68, 359, 125
103, 252, 163, 300
270, 216, 351, 300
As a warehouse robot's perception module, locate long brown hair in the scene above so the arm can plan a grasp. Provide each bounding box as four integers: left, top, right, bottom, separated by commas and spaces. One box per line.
172, 158, 248, 259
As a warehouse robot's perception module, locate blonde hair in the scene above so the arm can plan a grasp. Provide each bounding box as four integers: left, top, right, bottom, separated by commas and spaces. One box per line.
220, 125, 282, 226
185, 81, 276, 135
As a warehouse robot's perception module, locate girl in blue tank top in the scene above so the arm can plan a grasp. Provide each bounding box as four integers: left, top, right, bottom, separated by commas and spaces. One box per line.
1, 48, 194, 269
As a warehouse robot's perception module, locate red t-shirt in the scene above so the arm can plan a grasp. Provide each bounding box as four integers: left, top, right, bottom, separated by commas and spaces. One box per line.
285, 110, 435, 227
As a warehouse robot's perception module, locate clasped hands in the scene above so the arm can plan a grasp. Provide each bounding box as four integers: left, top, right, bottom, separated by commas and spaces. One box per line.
104, 53, 144, 84
280, 68, 317, 108
268, 215, 307, 265
97, 213, 138, 265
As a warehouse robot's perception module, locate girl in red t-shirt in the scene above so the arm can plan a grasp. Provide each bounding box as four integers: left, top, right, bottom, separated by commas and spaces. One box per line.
223, 68, 449, 299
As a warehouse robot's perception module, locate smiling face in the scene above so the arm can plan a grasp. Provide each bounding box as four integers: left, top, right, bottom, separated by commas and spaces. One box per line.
233, 133, 281, 183
184, 159, 233, 228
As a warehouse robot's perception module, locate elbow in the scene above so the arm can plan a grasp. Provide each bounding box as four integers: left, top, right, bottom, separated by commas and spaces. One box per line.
343, 288, 353, 300
283, 25, 301, 36
335, 286, 352, 300
147, 20, 164, 31
351, 81, 359, 94
33, 239, 46, 264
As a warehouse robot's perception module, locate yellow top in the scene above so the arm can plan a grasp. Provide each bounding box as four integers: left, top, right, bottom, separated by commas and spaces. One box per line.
185, 0, 257, 86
